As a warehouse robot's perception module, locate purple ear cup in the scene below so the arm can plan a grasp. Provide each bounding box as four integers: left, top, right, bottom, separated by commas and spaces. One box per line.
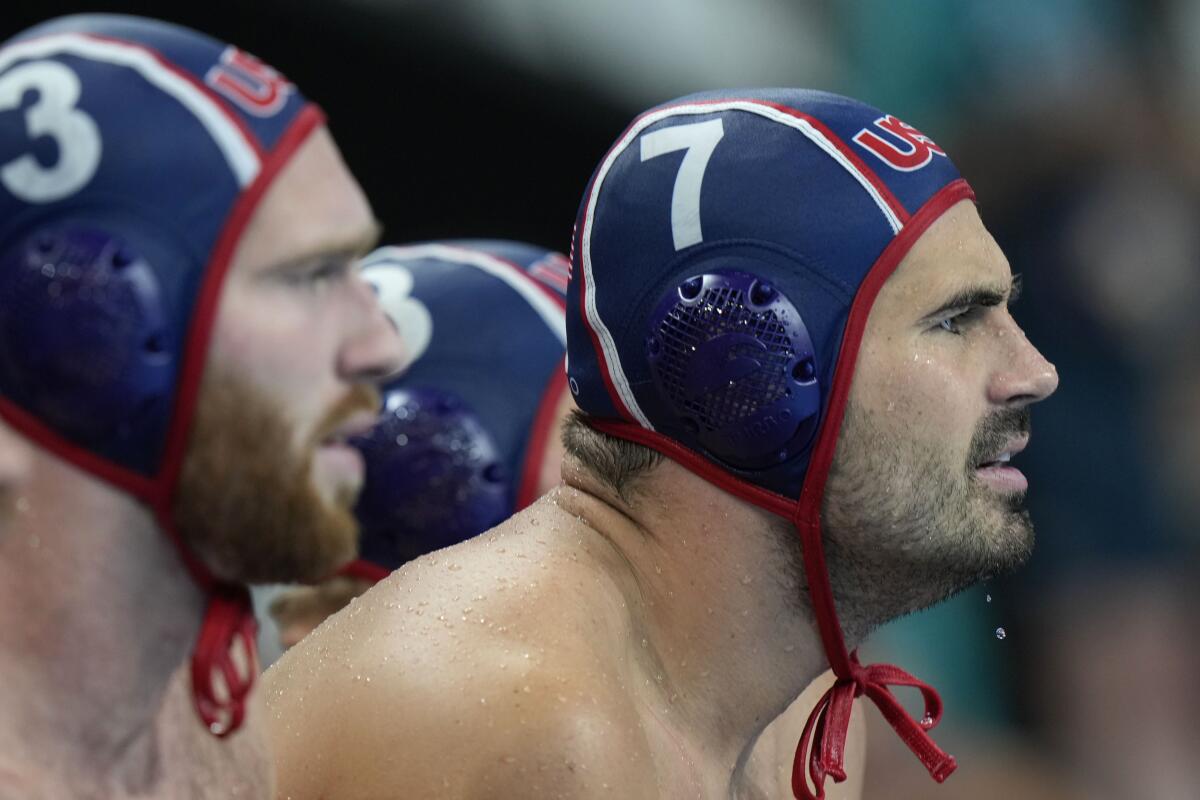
351, 386, 513, 570
646, 269, 820, 470
0, 226, 174, 463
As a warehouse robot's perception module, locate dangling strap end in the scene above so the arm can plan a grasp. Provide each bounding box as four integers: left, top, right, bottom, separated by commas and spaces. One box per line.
930, 754, 957, 783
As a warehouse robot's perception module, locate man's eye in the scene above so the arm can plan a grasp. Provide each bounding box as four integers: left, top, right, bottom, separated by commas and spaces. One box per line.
936, 310, 971, 335
304, 261, 351, 286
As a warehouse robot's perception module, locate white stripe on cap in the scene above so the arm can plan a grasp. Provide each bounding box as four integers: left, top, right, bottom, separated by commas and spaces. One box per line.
365, 244, 567, 346
0, 33, 260, 187
580, 99, 904, 431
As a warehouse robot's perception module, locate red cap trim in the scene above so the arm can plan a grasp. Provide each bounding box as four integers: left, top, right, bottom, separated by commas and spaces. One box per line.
157, 102, 327, 735
515, 359, 568, 511
793, 178, 975, 673
340, 559, 391, 584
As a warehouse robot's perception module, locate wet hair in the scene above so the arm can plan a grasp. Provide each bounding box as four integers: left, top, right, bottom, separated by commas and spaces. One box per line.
560, 410, 663, 499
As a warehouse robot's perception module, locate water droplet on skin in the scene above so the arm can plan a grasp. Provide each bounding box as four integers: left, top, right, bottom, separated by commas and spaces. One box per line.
995, 627, 1007, 640
740, 575, 753, 585
783, 644, 795, 653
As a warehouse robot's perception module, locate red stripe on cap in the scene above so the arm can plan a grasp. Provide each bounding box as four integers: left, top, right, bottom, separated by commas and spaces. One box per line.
80, 32, 267, 159
515, 360, 568, 510
641, 97, 911, 226
749, 100, 911, 224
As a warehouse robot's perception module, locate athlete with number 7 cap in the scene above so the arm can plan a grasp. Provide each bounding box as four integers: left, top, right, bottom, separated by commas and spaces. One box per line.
0, 13, 401, 797
258, 88, 1057, 800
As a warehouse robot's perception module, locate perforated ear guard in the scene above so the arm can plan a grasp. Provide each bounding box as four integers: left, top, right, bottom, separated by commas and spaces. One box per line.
0, 224, 176, 473
351, 385, 512, 570
646, 268, 820, 470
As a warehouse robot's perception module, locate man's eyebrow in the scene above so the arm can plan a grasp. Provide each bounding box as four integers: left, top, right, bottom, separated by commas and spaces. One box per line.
923, 275, 1021, 320
264, 220, 383, 273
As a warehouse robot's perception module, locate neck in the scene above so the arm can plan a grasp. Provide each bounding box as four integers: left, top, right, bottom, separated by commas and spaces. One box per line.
0, 454, 205, 793
556, 460, 828, 791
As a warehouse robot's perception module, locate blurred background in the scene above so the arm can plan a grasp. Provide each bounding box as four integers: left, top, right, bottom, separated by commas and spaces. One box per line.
5, 1, 1197, 797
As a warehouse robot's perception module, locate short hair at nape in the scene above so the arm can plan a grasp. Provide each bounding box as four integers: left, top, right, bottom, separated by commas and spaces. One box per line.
560, 410, 663, 500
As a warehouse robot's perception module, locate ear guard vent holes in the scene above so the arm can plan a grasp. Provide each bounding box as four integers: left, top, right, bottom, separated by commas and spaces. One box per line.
646, 269, 820, 469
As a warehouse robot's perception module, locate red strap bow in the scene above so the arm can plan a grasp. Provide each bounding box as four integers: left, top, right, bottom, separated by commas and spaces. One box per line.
190, 586, 259, 737
791, 652, 957, 799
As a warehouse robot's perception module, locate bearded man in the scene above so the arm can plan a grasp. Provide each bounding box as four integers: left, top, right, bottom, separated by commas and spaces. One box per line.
0, 14, 401, 798
265, 89, 1057, 800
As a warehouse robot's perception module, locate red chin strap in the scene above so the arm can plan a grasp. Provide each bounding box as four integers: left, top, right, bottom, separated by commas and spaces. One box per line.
786, 180, 975, 798
153, 507, 261, 738
190, 585, 259, 736
789, 646, 955, 799
792, 502, 958, 800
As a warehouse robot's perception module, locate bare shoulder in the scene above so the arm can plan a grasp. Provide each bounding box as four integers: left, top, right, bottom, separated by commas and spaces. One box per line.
264, 515, 654, 799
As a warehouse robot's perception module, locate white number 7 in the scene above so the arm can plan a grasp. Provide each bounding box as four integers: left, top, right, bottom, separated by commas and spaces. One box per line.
639, 118, 724, 251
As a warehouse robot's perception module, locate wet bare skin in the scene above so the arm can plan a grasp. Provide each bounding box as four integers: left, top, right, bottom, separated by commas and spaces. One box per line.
264, 478, 863, 800
263, 200, 1056, 800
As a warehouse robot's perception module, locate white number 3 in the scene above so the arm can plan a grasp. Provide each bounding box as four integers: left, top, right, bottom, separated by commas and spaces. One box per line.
361, 264, 433, 378
639, 118, 724, 251
0, 60, 102, 203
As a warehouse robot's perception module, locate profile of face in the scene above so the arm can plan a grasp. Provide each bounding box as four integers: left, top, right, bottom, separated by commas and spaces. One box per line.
0, 419, 31, 525
821, 201, 1059, 639
172, 128, 403, 584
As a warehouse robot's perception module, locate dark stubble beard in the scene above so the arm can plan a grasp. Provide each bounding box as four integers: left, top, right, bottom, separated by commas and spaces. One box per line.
815, 402, 1034, 644
172, 367, 380, 585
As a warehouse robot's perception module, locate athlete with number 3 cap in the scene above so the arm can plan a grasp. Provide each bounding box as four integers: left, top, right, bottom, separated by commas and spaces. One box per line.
0, 14, 401, 796
263, 240, 572, 651
263, 89, 1057, 800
